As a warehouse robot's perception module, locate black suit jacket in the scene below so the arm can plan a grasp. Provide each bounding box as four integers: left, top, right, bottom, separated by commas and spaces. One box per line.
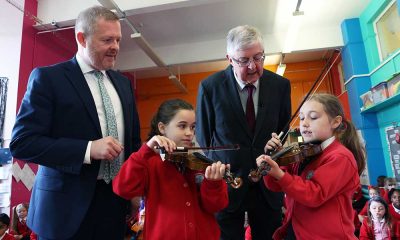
10, 57, 141, 239
196, 65, 291, 211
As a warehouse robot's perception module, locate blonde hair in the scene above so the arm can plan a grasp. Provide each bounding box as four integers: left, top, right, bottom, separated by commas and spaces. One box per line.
75, 6, 119, 37
10, 203, 29, 233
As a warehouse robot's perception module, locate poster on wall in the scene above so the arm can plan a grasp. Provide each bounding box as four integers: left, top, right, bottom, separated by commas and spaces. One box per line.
386, 125, 400, 182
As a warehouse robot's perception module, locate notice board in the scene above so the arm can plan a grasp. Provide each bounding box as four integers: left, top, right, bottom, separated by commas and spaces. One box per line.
386, 126, 400, 181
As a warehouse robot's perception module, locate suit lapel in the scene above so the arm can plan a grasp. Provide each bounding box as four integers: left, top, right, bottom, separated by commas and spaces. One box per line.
107, 70, 132, 153
254, 73, 272, 140
64, 58, 102, 136
224, 66, 253, 138
106, 70, 130, 130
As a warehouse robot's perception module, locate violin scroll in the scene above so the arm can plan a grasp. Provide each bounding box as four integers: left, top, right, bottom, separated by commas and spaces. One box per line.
224, 168, 243, 189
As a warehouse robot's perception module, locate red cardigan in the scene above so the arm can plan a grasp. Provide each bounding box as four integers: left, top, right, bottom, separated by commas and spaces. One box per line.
9, 220, 32, 238
390, 204, 400, 222
264, 140, 359, 240
113, 144, 228, 240
0, 233, 15, 240
359, 217, 400, 239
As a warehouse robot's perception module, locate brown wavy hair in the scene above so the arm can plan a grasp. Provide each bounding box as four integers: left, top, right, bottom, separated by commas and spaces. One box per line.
147, 99, 194, 141
307, 94, 366, 175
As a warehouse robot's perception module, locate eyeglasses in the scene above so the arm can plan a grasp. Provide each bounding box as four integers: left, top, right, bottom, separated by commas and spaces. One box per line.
231, 53, 265, 67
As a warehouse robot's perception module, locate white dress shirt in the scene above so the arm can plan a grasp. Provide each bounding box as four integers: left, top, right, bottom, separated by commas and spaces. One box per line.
75, 54, 125, 174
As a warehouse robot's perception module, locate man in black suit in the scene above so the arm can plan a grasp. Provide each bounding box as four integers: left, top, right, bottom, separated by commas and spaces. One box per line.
196, 25, 291, 239
10, 6, 141, 240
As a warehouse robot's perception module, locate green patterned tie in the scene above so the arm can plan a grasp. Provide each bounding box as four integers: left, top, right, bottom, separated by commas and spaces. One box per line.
93, 70, 122, 183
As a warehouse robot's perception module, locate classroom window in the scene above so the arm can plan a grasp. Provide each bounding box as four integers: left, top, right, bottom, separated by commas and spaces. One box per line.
374, 0, 400, 61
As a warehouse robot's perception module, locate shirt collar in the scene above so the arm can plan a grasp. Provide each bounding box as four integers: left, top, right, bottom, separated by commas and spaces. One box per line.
393, 203, 400, 214
76, 54, 106, 75
320, 136, 335, 150
232, 68, 259, 90
372, 217, 386, 224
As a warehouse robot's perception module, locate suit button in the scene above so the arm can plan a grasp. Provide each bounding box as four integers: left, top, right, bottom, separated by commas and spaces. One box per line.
183, 183, 188, 188
186, 201, 191, 207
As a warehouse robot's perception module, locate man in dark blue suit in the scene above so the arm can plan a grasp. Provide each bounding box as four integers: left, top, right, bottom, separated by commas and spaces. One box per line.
196, 25, 291, 239
10, 6, 141, 240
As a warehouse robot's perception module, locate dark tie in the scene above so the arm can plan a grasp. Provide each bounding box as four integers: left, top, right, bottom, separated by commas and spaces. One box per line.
245, 84, 256, 133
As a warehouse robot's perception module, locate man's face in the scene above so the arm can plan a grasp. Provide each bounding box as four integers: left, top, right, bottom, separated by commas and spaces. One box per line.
80, 18, 121, 70
227, 42, 264, 84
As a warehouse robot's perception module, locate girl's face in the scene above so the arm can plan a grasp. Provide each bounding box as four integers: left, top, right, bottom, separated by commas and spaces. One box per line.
386, 181, 397, 190
299, 100, 341, 143
369, 201, 386, 220
369, 189, 379, 199
391, 191, 400, 209
159, 109, 195, 147
16, 205, 27, 219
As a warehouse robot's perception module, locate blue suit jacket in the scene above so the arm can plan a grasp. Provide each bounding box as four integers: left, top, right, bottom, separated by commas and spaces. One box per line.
196, 65, 291, 211
10, 57, 141, 239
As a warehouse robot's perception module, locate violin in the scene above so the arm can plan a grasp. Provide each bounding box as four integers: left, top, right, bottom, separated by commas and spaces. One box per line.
158, 146, 243, 189
248, 50, 341, 182
248, 141, 322, 181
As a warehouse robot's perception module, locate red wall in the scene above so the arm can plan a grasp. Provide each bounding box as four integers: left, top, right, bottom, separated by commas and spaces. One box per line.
11, 0, 76, 209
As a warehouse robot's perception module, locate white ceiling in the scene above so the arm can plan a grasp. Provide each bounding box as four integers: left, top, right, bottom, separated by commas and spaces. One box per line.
36, 0, 371, 79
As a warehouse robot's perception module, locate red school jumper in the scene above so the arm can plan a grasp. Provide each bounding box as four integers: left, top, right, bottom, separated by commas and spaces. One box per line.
389, 204, 400, 223
264, 140, 359, 240
359, 217, 400, 239
9, 220, 32, 239
112, 144, 228, 240
0, 233, 15, 240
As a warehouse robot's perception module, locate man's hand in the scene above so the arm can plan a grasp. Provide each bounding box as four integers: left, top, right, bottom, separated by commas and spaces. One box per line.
90, 136, 124, 161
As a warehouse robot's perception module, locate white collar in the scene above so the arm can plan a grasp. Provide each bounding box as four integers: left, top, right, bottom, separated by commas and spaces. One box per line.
393, 203, 400, 214
320, 136, 335, 150
75, 54, 106, 75
232, 68, 259, 90
372, 217, 386, 224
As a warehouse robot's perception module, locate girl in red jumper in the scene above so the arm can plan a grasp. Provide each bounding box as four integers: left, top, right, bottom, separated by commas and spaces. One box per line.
0, 213, 14, 240
257, 93, 366, 240
383, 178, 397, 203
10, 203, 31, 240
112, 99, 229, 240
359, 186, 382, 223
359, 196, 400, 239
389, 189, 400, 223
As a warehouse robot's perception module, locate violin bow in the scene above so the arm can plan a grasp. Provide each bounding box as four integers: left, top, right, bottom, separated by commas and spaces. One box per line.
275, 49, 342, 145
155, 144, 240, 153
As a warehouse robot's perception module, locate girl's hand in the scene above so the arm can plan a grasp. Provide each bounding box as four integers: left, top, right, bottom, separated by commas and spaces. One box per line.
146, 135, 176, 154
264, 132, 282, 153
205, 161, 227, 180
256, 155, 285, 180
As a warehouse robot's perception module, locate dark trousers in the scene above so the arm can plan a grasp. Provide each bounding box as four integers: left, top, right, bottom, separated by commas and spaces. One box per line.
217, 186, 282, 240
39, 180, 127, 240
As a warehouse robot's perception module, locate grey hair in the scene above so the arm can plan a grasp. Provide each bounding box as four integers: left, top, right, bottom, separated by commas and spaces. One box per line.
75, 5, 119, 37
226, 25, 264, 55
